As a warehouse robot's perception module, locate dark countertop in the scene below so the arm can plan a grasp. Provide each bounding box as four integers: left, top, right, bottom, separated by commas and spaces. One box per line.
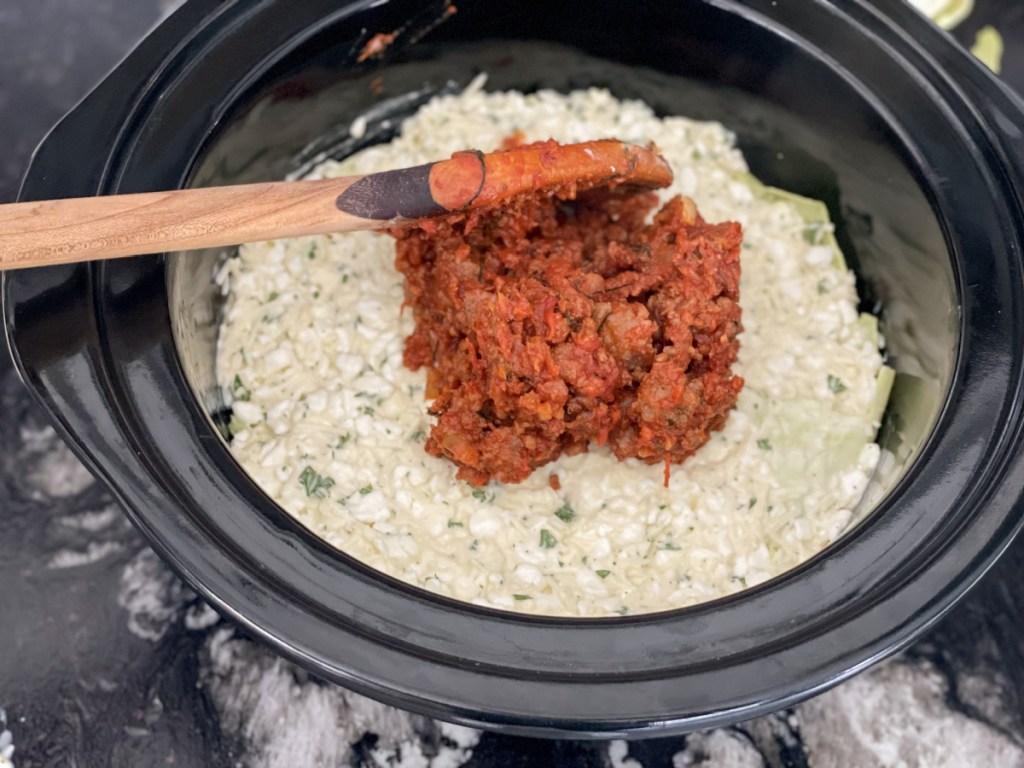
2, 2, 1024, 766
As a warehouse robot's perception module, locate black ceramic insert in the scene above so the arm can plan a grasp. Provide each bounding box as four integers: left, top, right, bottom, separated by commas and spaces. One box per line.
4, 0, 1024, 738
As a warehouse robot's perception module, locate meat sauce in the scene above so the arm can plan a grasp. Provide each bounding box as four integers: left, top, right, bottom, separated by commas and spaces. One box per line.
392, 179, 743, 487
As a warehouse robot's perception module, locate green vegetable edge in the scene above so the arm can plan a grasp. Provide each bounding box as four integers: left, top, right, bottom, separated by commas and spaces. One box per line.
732, 172, 844, 271
733, 171, 894, 426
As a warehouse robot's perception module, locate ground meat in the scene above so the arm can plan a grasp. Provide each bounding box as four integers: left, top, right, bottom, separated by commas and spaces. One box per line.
391, 187, 743, 486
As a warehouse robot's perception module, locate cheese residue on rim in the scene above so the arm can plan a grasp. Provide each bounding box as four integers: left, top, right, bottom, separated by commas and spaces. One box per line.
215, 87, 891, 617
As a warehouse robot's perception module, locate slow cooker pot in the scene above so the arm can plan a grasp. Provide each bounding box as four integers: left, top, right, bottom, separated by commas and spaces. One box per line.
5, 0, 1024, 738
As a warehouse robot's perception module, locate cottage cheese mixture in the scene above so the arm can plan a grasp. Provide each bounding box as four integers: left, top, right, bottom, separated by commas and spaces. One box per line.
215, 85, 892, 617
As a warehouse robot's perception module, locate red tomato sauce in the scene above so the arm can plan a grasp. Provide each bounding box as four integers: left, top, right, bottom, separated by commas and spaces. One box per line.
391, 187, 743, 486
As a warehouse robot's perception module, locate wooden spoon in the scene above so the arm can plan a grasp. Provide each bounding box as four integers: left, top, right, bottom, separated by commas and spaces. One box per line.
0, 139, 672, 271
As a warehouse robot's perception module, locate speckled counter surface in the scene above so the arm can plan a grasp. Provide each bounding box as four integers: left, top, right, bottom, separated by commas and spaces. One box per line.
3, 2, 1024, 766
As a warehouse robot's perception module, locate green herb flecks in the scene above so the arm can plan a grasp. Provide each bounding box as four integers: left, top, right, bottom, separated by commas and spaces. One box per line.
513, 594, 531, 601
827, 374, 847, 394
299, 466, 335, 499
596, 569, 611, 579
802, 224, 823, 244
757, 438, 772, 450
539, 529, 557, 549
470, 487, 496, 503
358, 484, 373, 495
447, 519, 463, 528
554, 503, 575, 523
232, 374, 251, 403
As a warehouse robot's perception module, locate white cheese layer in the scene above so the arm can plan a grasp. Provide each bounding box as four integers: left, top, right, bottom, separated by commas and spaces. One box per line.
216, 87, 888, 617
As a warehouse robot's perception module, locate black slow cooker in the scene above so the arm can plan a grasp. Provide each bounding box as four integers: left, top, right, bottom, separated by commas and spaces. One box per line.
4, 0, 1024, 738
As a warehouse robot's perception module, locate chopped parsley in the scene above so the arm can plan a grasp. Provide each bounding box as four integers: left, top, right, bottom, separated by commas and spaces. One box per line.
447, 519, 464, 528
748, 497, 757, 509
308, 243, 317, 260
802, 224, 822, 244
539, 529, 557, 549
554, 503, 575, 523
268, 291, 279, 302
358, 484, 373, 495
336, 434, 352, 449
357, 405, 375, 416
513, 594, 531, 601
827, 374, 847, 394
410, 429, 426, 443
616, 606, 629, 616
596, 569, 611, 579
298, 466, 335, 499
472, 488, 488, 502
757, 438, 772, 450
231, 374, 251, 402
660, 541, 681, 551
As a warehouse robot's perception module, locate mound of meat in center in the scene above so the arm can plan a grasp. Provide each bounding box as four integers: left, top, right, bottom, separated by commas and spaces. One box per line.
392, 189, 744, 486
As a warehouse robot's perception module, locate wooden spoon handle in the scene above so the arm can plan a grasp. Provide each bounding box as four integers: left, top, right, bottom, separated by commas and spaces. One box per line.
0, 177, 374, 271
0, 139, 673, 271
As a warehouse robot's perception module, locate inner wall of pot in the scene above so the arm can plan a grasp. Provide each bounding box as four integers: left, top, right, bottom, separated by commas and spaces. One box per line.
169, 1, 956, 543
